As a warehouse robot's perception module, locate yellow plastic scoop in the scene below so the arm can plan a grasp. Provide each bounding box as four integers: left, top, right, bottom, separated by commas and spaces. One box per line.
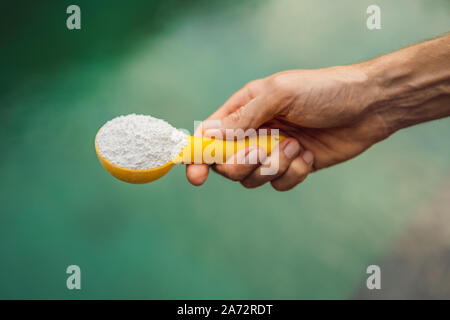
95, 131, 285, 184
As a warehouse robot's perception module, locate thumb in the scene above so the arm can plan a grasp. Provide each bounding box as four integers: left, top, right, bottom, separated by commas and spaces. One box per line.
220, 95, 276, 133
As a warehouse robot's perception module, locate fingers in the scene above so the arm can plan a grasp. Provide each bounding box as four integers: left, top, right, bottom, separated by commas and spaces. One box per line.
206, 84, 255, 121
187, 135, 314, 190
185, 78, 290, 188
270, 150, 314, 191
201, 80, 276, 137
211, 138, 314, 191
213, 146, 267, 182
186, 121, 210, 186
186, 82, 259, 186
219, 95, 276, 134
240, 138, 301, 188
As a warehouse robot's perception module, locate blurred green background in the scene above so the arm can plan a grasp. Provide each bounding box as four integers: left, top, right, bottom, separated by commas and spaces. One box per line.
0, 0, 449, 299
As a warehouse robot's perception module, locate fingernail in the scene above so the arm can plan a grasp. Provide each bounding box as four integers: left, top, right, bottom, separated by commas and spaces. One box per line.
302, 150, 314, 164
283, 140, 300, 159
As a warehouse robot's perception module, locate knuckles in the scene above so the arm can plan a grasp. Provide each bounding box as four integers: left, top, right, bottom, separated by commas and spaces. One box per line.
266, 74, 292, 95
264, 74, 297, 111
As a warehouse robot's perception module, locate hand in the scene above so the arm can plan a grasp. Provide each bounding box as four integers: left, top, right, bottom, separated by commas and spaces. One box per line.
186, 65, 389, 191
186, 33, 450, 191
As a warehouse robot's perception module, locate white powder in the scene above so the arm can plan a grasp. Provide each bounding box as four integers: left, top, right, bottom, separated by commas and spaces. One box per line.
96, 114, 187, 169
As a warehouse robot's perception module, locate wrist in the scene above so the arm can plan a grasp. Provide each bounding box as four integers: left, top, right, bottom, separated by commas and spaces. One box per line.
360, 36, 450, 136
358, 57, 411, 136
336, 64, 392, 142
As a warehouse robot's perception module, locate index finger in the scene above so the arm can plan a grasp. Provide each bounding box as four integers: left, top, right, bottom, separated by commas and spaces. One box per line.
204, 83, 256, 124
186, 82, 259, 186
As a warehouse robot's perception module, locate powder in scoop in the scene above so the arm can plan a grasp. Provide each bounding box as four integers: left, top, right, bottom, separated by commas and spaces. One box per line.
96, 114, 187, 169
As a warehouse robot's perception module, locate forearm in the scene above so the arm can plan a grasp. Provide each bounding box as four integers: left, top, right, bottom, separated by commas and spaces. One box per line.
362, 34, 450, 135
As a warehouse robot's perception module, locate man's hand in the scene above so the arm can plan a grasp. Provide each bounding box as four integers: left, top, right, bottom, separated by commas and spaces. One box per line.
186, 66, 387, 190
186, 35, 450, 191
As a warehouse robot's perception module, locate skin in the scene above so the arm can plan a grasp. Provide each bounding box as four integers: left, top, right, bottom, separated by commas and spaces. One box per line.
186, 35, 450, 191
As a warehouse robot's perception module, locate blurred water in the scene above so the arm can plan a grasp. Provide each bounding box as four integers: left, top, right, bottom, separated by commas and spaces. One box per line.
0, 0, 449, 298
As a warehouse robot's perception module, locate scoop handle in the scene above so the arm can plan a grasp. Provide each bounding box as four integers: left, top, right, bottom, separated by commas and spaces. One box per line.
172, 134, 286, 164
